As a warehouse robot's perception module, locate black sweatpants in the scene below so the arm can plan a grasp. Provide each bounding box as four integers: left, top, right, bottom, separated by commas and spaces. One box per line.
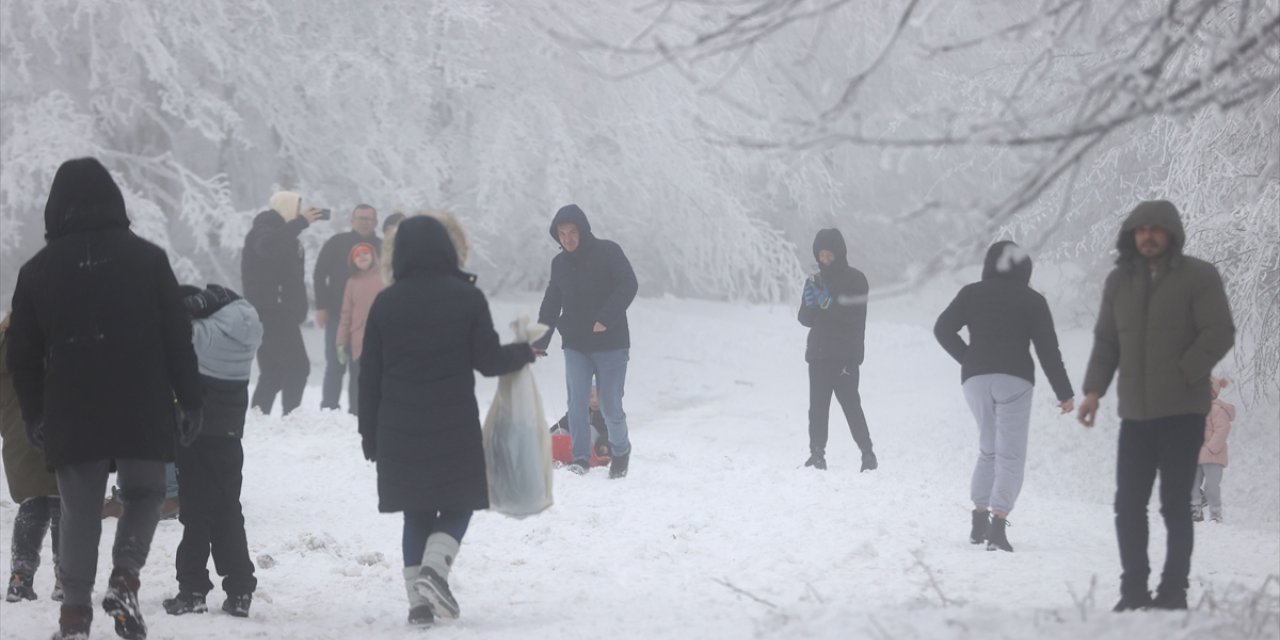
175, 438, 256, 596
251, 317, 309, 416
807, 360, 874, 456
1114, 413, 1204, 596
11, 496, 60, 577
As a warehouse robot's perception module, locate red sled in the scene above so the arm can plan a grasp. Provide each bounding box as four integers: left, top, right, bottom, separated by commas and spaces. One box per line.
551, 432, 611, 467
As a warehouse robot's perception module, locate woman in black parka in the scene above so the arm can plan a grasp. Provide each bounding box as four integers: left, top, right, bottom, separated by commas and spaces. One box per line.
357, 215, 535, 626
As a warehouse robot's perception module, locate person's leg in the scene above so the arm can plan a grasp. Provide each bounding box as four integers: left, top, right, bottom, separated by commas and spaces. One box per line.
1154, 414, 1204, 597
962, 376, 997, 511
111, 459, 166, 575
563, 349, 596, 464
280, 323, 311, 416
832, 364, 874, 455
1191, 465, 1205, 507
989, 375, 1033, 516
807, 360, 840, 457
251, 320, 284, 414
54, 460, 112, 608
347, 356, 361, 417
402, 511, 437, 568
1203, 463, 1224, 518
592, 349, 631, 458
207, 440, 256, 596
418, 510, 473, 619
1114, 419, 1160, 602
321, 319, 344, 410
10, 497, 51, 578
174, 444, 215, 596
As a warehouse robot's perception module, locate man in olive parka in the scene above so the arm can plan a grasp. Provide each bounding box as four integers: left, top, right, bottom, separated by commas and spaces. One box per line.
1077, 200, 1234, 612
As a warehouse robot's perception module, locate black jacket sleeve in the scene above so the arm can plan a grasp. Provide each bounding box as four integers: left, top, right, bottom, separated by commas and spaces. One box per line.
596, 242, 638, 330
1030, 294, 1074, 402
472, 291, 535, 377
5, 265, 46, 425
156, 250, 204, 412
533, 274, 562, 351
934, 289, 969, 365
250, 216, 309, 260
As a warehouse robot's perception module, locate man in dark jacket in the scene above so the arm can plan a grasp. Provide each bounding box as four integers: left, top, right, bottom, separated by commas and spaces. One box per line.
358, 216, 535, 625
532, 204, 638, 479
798, 229, 876, 472
240, 191, 323, 416
1077, 200, 1235, 612
6, 157, 205, 639
314, 205, 380, 410
934, 241, 1074, 552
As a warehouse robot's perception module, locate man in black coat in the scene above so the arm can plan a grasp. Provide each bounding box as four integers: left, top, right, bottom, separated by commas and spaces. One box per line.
313, 204, 380, 410
240, 191, 323, 416
798, 228, 876, 472
532, 204, 638, 479
358, 216, 534, 625
6, 157, 205, 639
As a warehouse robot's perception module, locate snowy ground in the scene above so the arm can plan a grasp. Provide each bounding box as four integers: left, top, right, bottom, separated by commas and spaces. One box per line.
2, 285, 1278, 639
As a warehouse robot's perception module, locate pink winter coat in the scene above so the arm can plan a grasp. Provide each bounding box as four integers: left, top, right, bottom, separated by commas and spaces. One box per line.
337, 267, 385, 361
1199, 398, 1235, 467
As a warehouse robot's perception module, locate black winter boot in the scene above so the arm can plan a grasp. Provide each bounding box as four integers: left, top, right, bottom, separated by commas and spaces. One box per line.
969, 510, 990, 545
986, 516, 1013, 552
53, 604, 93, 640
162, 590, 207, 615
222, 592, 252, 617
804, 452, 826, 470
1151, 585, 1188, 610
608, 452, 630, 479
102, 567, 147, 639
1112, 590, 1153, 612
860, 451, 878, 472
6, 572, 36, 602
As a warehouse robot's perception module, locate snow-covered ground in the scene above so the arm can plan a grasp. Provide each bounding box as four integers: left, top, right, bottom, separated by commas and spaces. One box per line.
3, 287, 1278, 639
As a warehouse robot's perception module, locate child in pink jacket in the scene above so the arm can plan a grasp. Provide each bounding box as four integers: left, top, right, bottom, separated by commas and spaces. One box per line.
336, 243, 385, 416
1191, 375, 1234, 523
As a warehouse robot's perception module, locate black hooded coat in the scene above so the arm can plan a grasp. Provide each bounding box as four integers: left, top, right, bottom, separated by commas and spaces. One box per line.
534, 205, 638, 353
5, 157, 203, 469
798, 229, 869, 365
358, 216, 535, 513
933, 241, 1074, 402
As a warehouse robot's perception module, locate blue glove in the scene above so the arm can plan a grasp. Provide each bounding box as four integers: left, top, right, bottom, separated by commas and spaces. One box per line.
815, 286, 832, 309
803, 279, 819, 307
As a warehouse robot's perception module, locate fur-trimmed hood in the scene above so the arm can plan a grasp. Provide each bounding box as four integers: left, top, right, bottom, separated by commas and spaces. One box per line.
381, 209, 470, 285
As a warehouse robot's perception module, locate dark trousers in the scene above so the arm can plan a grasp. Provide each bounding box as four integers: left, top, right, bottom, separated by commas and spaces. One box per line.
175, 438, 256, 596
321, 319, 345, 410
11, 496, 60, 577
251, 318, 309, 416
402, 511, 472, 567
347, 356, 361, 416
1115, 414, 1204, 596
807, 360, 874, 455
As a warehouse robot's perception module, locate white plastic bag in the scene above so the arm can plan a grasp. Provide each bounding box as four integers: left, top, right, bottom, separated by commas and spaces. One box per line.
482, 317, 553, 518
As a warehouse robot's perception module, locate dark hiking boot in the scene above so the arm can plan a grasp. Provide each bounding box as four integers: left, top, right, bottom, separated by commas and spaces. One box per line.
158, 497, 180, 521
7, 572, 36, 602
101, 490, 123, 519
609, 452, 630, 479
52, 604, 93, 640
102, 567, 147, 639
1112, 590, 1153, 612
408, 605, 434, 626
163, 591, 207, 615
414, 566, 459, 619
860, 451, 878, 472
52, 577, 65, 602
986, 516, 1013, 552
222, 592, 252, 617
566, 460, 590, 475
1151, 586, 1188, 610
803, 452, 826, 470
969, 510, 990, 545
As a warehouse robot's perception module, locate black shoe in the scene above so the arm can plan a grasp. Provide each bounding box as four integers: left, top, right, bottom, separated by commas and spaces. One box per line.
969, 510, 990, 545
222, 592, 252, 617
102, 568, 147, 640
408, 604, 434, 626
163, 591, 207, 615
803, 452, 826, 470
1112, 590, 1153, 612
609, 452, 630, 479
6, 572, 36, 602
414, 567, 459, 619
1151, 586, 1188, 610
986, 516, 1013, 552
53, 604, 93, 639
566, 459, 590, 475
860, 451, 878, 472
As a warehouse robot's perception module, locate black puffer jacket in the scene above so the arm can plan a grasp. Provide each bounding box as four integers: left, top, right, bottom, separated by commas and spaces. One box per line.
934, 241, 1074, 402
5, 157, 203, 469
241, 210, 309, 324
798, 229, 869, 365
534, 205, 638, 353
358, 216, 535, 513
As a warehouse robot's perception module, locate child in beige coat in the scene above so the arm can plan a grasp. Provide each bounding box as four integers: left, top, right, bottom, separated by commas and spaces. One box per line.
1192, 376, 1234, 523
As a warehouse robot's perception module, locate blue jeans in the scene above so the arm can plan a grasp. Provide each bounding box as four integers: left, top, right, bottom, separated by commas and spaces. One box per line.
321, 319, 344, 410
564, 348, 631, 462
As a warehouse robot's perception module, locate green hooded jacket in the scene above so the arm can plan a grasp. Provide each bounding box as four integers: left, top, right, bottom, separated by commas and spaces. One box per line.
1082, 200, 1235, 421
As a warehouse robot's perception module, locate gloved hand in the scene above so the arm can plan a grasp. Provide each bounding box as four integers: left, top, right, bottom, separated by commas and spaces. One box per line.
176, 407, 204, 447
183, 285, 236, 319
802, 278, 819, 307
337, 344, 349, 366
815, 286, 832, 309
362, 437, 377, 462
25, 420, 44, 451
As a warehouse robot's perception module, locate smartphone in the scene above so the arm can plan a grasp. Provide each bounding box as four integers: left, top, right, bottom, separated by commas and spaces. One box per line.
315, 208, 331, 221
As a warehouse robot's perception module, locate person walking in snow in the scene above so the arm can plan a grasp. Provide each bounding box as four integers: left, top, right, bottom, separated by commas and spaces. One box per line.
241, 190, 324, 416
934, 241, 1074, 552
532, 204, 638, 478
798, 228, 877, 472
314, 205, 381, 411
1191, 375, 1234, 524
162, 284, 263, 619
1077, 200, 1235, 612
335, 242, 385, 415
1, 312, 62, 604
6, 157, 205, 639
358, 215, 536, 626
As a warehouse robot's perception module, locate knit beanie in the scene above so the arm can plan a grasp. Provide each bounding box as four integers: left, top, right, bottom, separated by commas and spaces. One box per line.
269, 191, 302, 221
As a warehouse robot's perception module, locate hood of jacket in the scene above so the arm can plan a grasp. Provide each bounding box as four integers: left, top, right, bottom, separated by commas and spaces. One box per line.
44, 157, 131, 240
981, 240, 1032, 284
269, 191, 302, 222
812, 228, 849, 273
1116, 200, 1186, 266
548, 204, 597, 252
207, 299, 263, 351
392, 215, 463, 281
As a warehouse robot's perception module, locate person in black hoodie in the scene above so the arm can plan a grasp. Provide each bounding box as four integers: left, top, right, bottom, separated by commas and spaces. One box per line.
532, 204, 639, 479
934, 241, 1074, 552
6, 157, 204, 640
314, 204, 380, 410
240, 191, 323, 416
358, 216, 535, 626
798, 229, 876, 472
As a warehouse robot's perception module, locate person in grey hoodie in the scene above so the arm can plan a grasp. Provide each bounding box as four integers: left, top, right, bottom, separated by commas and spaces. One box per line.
162, 285, 264, 619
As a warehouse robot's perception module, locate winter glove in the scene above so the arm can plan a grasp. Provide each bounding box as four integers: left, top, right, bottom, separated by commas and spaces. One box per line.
802, 278, 818, 307
816, 286, 832, 309
362, 437, 377, 462
25, 420, 44, 451
337, 344, 349, 366
176, 407, 204, 447
183, 285, 237, 319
